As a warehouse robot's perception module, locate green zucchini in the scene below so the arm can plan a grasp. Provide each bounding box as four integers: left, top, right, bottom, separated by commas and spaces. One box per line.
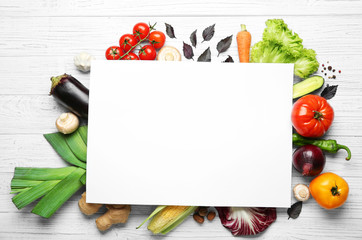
293, 76, 324, 99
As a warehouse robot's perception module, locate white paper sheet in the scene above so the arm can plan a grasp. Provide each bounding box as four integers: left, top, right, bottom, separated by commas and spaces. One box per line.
86, 60, 293, 208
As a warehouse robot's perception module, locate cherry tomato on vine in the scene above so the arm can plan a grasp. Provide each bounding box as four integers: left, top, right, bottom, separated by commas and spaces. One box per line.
309, 172, 349, 209
119, 34, 138, 52
122, 52, 139, 60
149, 31, 166, 49
133, 22, 150, 42
139, 45, 157, 60
105, 46, 124, 60
291, 95, 334, 138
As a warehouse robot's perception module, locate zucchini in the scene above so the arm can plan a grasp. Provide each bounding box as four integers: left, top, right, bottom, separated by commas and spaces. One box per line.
293, 76, 324, 99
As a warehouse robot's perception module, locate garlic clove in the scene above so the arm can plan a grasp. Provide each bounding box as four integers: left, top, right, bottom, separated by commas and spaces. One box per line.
56, 112, 79, 134
293, 184, 310, 202
157, 46, 181, 61
74, 52, 95, 72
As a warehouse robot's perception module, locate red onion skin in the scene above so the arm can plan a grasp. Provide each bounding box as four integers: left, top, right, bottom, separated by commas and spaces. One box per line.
293, 145, 326, 176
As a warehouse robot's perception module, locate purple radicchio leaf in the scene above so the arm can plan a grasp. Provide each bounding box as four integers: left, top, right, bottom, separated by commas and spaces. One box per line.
183, 42, 194, 60
216, 207, 277, 236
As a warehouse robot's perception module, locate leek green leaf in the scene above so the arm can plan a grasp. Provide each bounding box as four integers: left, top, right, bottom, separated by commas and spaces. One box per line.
44, 133, 86, 169
12, 180, 60, 209
32, 167, 85, 218
64, 131, 87, 162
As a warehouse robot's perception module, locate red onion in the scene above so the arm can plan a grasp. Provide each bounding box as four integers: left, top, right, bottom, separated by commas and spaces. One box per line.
293, 145, 325, 176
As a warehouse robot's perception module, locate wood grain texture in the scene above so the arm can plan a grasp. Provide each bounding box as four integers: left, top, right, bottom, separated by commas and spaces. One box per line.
1, 0, 362, 239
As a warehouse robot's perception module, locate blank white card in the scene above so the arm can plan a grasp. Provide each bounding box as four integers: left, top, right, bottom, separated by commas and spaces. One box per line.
87, 60, 293, 208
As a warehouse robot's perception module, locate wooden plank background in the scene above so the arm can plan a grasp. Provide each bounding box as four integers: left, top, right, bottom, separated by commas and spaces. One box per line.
0, 0, 361, 239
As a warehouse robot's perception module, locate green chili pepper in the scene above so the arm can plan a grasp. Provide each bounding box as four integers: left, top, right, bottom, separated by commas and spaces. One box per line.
292, 133, 351, 161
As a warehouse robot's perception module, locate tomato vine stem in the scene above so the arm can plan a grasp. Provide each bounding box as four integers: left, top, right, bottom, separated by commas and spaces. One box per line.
118, 22, 157, 60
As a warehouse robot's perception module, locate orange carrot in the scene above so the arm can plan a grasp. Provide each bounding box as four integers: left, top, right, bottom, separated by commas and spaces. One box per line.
236, 24, 251, 63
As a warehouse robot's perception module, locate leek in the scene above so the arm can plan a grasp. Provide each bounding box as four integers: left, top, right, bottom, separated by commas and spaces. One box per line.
44, 132, 86, 169
64, 130, 87, 162
32, 167, 85, 218
78, 125, 88, 145
12, 180, 60, 209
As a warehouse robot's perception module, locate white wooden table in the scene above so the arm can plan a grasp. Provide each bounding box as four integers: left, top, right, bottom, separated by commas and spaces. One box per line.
1, 1, 362, 239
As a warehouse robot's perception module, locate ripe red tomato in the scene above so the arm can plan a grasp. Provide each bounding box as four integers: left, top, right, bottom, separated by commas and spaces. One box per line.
122, 52, 139, 60
139, 45, 157, 60
105, 46, 124, 60
133, 22, 150, 42
291, 95, 334, 138
119, 34, 138, 52
149, 31, 166, 49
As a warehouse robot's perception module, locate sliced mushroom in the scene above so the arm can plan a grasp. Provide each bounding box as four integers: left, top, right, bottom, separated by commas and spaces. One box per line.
157, 46, 181, 61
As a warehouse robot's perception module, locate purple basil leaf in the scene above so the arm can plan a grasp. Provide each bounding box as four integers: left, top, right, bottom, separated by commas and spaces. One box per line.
320, 84, 338, 100
183, 42, 194, 60
202, 24, 215, 42
223, 55, 234, 63
217, 35, 233, 56
165, 23, 176, 39
287, 201, 303, 219
197, 47, 211, 62
190, 30, 197, 48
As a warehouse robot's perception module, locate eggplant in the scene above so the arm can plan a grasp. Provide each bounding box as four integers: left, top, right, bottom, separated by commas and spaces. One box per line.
293, 75, 324, 99
50, 74, 89, 118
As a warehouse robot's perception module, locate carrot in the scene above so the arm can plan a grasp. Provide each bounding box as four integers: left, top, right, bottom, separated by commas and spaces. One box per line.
236, 24, 251, 63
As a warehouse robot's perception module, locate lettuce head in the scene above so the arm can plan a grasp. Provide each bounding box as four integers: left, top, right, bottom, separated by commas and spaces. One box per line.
251, 19, 319, 79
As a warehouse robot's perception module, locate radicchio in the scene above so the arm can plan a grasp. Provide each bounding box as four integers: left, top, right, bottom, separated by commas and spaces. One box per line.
216, 207, 277, 236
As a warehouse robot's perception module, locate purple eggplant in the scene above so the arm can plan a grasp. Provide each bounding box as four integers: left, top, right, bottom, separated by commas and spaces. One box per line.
50, 74, 89, 118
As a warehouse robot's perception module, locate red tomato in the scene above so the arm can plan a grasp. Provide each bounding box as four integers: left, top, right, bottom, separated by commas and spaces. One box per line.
122, 52, 139, 60
119, 34, 138, 52
291, 95, 334, 138
139, 45, 157, 60
149, 31, 166, 49
105, 46, 124, 60
133, 22, 150, 42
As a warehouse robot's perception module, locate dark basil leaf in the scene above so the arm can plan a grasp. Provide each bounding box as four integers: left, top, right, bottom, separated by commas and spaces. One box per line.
223, 55, 234, 63
197, 47, 211, 62
183, 42, 194, 60
287, 201, 303, 219
190, 30, 197, 48
202, 24, 215, 42
217, 35, 233, 56
165, 23, 176, 39
320, 84, 338, 100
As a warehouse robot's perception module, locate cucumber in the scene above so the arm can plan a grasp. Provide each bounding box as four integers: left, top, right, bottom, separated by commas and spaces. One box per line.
293, 76, 324, 99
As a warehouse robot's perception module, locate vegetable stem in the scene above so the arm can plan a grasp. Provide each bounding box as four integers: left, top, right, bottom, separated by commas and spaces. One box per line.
240, 24, 246, 31
337, 144, 352, 161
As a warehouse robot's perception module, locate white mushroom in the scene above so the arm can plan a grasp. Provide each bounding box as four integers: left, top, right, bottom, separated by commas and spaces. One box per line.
157, 46, 181, 61
56, 112, 79, 134
293, 184, 310, 202
74, 52, 95, 72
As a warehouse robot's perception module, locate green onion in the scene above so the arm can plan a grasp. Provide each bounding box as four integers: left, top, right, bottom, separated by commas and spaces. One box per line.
13, 167, 76, 180
44, 133, 86, 169
78, 125, 88, 145
12, 180, 60, 209
31, 167, 85, 218
64, 130, 87, 162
